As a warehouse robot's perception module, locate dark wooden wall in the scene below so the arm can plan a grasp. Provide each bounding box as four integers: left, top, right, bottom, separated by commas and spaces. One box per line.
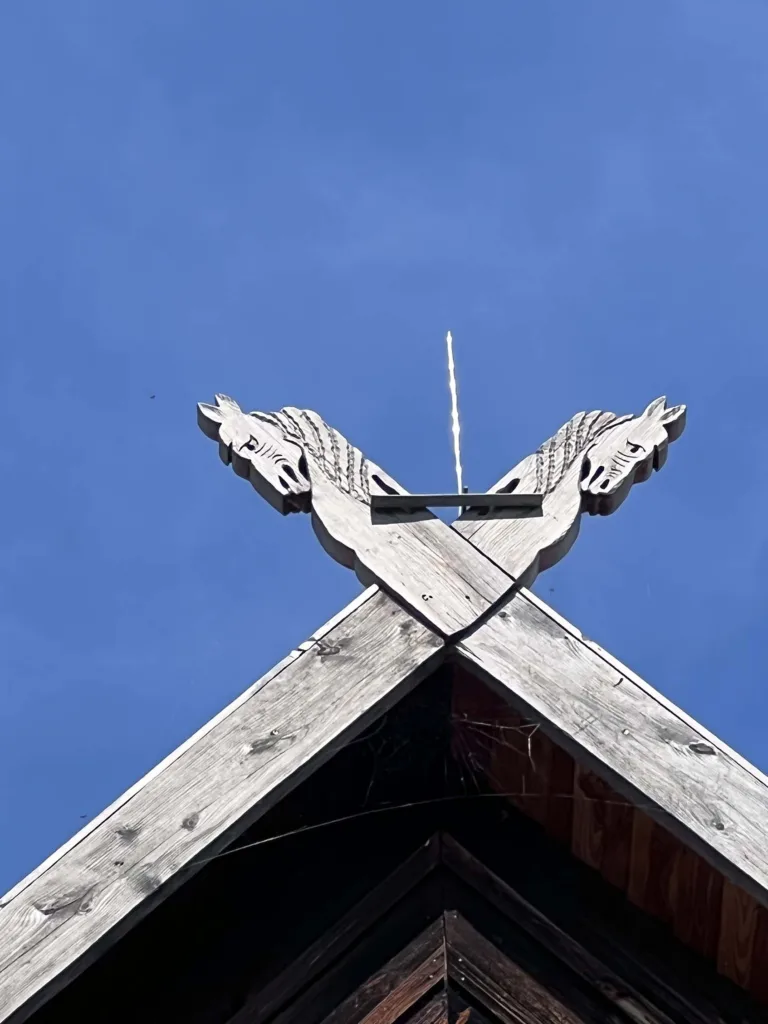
451, 666, 768, 1003
23, 668, 767, 1024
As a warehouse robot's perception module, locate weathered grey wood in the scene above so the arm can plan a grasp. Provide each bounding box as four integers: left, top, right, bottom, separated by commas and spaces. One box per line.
198, 397, 516, 638
0, 585, 381, 911
518, 587, 768, 794
454, 397, 685, 587
0, 589, 444, 1024
457, 589, 768, 908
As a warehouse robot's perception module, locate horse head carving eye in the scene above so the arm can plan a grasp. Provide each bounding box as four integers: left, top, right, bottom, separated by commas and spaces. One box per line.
241, 434, 261, 453
626, 441, 645, 455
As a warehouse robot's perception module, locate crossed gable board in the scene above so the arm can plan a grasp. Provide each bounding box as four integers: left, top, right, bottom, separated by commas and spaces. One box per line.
2, 397, 768, 1023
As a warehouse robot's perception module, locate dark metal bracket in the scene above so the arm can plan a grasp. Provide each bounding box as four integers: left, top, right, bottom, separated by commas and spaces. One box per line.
371, 492, 542, 514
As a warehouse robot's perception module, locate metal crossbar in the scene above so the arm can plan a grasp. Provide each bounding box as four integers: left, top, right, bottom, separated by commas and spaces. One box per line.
370, 493, 542, 511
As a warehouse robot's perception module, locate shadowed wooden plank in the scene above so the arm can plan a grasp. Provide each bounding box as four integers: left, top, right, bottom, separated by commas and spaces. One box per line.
445, 912, 590, 1024
405, 993, 448, 1024
571, 764, 603, 873
545, 743, 575, 847
441, 835, 674, 1024
450, 668, 551, 826
489, 714, 550, 827
573, 762, 635, 891
0, 589, 444, 1024
317, 921, 444, 1024
748, 906, 768, 1004
628, 815, 679, 926
718, 882, 758, 988
627, 810, 654, 910
673, 846, 723, 962
458, 590, 768, 909
230, 837, 442, 1024
447, 992, 493, 1024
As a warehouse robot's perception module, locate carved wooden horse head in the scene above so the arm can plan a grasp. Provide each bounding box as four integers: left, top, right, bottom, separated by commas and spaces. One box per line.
199, 392, 685, 632
578, 397, 686, 515
197, 396, 315, 514
198, 395, 514, 639
456, 396, 686, 584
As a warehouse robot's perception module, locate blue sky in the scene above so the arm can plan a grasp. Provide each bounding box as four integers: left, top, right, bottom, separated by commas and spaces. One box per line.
2, 0, 768, 891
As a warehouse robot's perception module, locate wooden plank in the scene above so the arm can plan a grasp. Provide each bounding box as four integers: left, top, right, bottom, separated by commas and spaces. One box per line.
0, 585, 381, 910
458, 589, 768, 909
316, 920, 444, 1024
231, 836, 442, 1024
545, 743, 575, 846
626, 809, 654, 910
199, 397, 516, 638
406, 993, 448, 1024
441, 835, 675, 1024
450, 668, 551, 826
718, 881, 759, 988
489, 709, 549, 828
446, 992, 493, 1024
571, 763, 603, 872
748, 905, 768, 1004
445, 912, 590, 1024
0, 590, 444, 1024
444, 823, 765, 1024
519, 586, 768, 797
673, 845, 724, 962
627, 811, 680, 927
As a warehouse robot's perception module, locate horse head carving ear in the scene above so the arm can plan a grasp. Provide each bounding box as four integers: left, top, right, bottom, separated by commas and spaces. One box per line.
198, 396, 312, 514
641, 397, 686, 443
197, 394, 243, 441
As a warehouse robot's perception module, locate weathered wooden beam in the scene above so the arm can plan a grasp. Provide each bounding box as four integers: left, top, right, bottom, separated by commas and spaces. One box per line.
0, 588, 444, 1024
456, 589, 768, 909
198, 397, 517, 639
445, 912, 590, 1024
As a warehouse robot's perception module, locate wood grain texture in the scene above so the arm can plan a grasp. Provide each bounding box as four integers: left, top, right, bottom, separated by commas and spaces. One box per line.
317, 921, 444, 1024
572, 764, 633, 891
445, 912, 589, 1024
405, 994, 448, 1024
0, 584, 380, 910
198, 396, 515, 638
457, 589, 768, 910
718, 881, 758, 988
450, 669, 572, 839
447, 992, 492, 1024
453, 397, 685, 587
0, 589, 444, 1024
629, 814, 680, 928
519, 586, 768, 797
673, 845, 724, 962
441, 835, 674, 1024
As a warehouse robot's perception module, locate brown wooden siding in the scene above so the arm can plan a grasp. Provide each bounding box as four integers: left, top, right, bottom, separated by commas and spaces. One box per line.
451, 665, 768, 1005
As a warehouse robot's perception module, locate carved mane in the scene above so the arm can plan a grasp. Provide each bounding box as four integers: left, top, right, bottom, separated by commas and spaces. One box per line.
530, 409, 632, 494
256, 407, 373, 503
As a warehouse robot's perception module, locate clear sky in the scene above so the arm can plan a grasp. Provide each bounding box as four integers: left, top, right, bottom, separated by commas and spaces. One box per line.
2, 0, 767, 892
